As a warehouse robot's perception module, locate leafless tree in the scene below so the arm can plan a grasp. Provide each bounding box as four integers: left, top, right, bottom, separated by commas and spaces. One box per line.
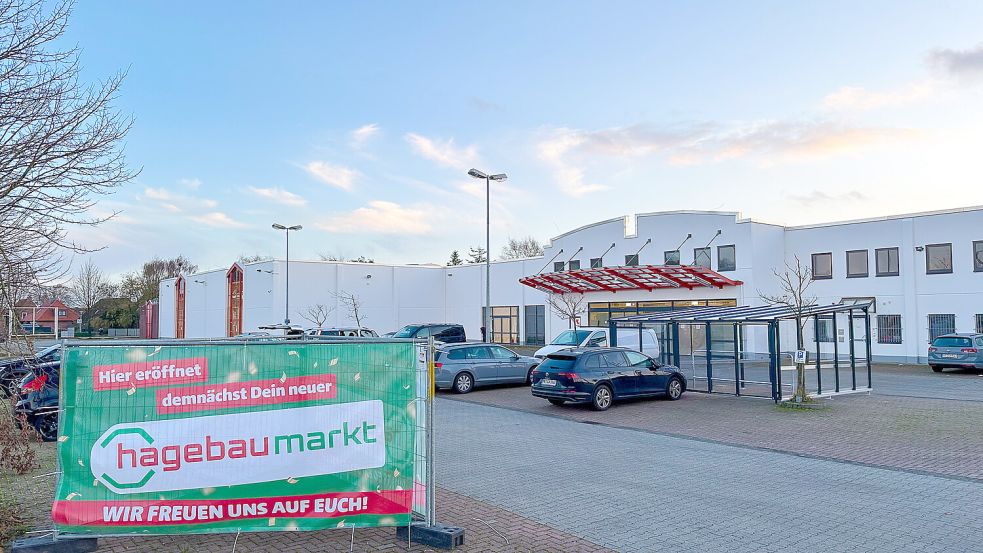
467, 246, 487, 264
120, 256, 196, 304
318, 253, 374, 263
548, 293, 587, 331
237, 253, 272, 264
500, 236, 545, 260
759, 255, 817, 403
335, 290, 365, 328
0, 0, 135, 341
69, 259, 112, 328
300, 303, 333, 329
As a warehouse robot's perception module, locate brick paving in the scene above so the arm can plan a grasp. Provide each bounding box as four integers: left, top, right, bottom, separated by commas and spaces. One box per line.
446, 367, 983, 481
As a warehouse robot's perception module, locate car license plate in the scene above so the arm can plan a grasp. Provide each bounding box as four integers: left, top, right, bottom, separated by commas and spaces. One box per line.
941, 354, 958, 359
540, 378, 557, 386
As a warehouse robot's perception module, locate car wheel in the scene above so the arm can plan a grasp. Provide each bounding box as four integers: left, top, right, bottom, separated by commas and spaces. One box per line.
453, 372, 474, 394
33, 413, 58, 442
591, 384, 613, 411
526, 365, 538, 385
930, 365, 943, 373
547, 398, 565, 406
666, 376, 684, 400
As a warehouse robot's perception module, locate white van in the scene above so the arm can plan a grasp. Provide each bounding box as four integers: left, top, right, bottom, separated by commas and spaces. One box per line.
533, 327, 661, 359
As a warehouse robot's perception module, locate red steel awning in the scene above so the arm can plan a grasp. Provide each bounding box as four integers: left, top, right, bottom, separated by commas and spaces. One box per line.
519, 265, 743, 294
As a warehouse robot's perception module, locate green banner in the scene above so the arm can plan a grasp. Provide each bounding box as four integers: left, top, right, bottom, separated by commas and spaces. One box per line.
53, 341, 420, 535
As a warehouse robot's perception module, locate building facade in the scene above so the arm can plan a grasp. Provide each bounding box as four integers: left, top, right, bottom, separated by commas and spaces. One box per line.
159, 207, 983, 364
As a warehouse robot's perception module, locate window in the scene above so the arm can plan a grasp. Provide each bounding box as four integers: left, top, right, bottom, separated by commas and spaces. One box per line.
815, 317, 834, 343
590, 257, 603, 269
586, 333, 607, 347
58, 309, 67, 316
227, 264, 243, 337
928, 314, 956, 342
601, 351, 628, 367
482, 306, 519, 344
553, 261, 564, 272
693, 247, 711, 268
846, 250, 869, 278
568, 259, 581, 271
490, 346, 516, 359
175, 277, 186, 339
975, 241, 983, 272
624, 351, 649, 366
932, 336, 970, 347
976, 314, 983, 334
811, 252, 833, 279
624, 254, 639, 267
875, 248, 899, 277
717, 245, 736, 272
464, 346, 492, 360
925, 243, 952, 274
524, 305, 545, 345
878, 315, 902, 344
664, 250, 680, 266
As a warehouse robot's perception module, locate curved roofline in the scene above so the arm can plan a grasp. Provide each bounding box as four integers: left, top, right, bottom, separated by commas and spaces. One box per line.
788, 204, 983, 230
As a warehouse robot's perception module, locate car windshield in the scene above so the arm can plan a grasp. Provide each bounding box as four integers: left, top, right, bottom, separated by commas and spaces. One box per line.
35, 345, 60, 359
541, 356, 576, 370
393, 325, 422, 338
551, 330, 593, 346
933, 336, 973, 348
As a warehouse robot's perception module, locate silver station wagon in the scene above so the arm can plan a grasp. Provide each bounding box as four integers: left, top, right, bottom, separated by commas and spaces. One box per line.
928, 333, 983, 372
434, 343, 540, 393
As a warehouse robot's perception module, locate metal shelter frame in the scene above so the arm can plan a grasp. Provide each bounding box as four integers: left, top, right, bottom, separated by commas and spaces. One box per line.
608, 302, 873, 402
518, 264, 743, 295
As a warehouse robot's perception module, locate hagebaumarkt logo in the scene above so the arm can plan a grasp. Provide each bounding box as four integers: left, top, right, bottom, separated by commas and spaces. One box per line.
91, 401, 387, 494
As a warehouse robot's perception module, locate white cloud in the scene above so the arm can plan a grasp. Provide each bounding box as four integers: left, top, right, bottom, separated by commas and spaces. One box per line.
304, 161, 358, 190
350, 124, 380, 147
247, 186, 307, 207
822, 82, 936, 111
317, 201, 432, 235
189, 212, 248, 229
929, 43, 983, 82
405, 133, 478, 170
179, 178, 202, 189
142, 187, 218, 211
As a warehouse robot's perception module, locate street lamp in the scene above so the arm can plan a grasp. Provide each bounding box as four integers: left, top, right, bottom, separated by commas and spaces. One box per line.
272, 223, 302, 325
467, 169, 507, 343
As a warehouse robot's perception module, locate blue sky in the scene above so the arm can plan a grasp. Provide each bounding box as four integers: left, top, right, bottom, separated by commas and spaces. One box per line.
61, 1, 983, 276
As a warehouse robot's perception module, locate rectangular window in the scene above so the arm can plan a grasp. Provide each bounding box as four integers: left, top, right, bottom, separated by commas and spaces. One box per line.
624, 254, 639, 267
482, 306, 519, 344
590, 257, 603, 269
976, 314, 983, 334
846, 250, 869, 278
925, 243, 952, 274
693, 247, 711, 268
524, 305, 546, 345
568, 259, 581, 271
553, 261, 564, 272
664, 250, 680, 265
811, 252, 833, 279
875, 247, 899, 277
928, 314, 956, 342
877, 315, 902, 344
974, 241, 983, 272
717, 245, 736, 272
815, 317, 834, 343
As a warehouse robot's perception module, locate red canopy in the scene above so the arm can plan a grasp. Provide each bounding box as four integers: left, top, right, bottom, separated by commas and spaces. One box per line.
519, 265, 743, 295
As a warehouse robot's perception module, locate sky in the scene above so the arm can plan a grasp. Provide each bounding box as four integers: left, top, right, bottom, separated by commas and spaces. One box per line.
58, 0, 983, 277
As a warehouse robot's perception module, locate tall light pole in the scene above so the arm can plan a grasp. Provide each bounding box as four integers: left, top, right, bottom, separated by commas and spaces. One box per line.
272, 223, 302, 325
467, 169, 507, 343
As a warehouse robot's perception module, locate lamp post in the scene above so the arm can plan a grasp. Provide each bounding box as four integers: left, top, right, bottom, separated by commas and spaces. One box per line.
467, 169, 507, 343
272, 223, 302, 325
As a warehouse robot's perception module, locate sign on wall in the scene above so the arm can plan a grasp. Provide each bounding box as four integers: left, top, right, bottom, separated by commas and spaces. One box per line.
52, 341, 420, 535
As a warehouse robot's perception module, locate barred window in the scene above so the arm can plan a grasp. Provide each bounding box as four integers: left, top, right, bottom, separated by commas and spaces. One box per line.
664, 250, 680, 265
554, 261, 564, 272
878, 315, 902, 344
624, 254, 639, 267
976, 314, 983, 334
816, 317, 835, 343
693, 247, 711, 268
928, 314, 956, 342
568, 260, 581, 271
590, 257, 603, 269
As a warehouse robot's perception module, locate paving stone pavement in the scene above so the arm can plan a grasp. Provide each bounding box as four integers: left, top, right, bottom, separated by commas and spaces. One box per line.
434, 397, 983, 553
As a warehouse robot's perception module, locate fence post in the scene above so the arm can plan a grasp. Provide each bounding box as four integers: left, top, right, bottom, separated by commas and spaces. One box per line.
775, 321, 783, 401
671, 322, 681, 368
864, 307, 873, 389
427, 336, 436, 527
832, 313, 840, 393
813, 314, 822, 395
768, 321, 778, 402
733, 323, 740, 396
705, 322, 713, 393
608, 319, 618, 347
849, 309, 857, 390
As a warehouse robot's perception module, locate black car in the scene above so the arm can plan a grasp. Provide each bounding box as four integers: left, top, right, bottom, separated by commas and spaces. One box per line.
0, 344, 61, 397
392, 323, 466, 343
14, 365, 60, 441
531, 348, 686, 411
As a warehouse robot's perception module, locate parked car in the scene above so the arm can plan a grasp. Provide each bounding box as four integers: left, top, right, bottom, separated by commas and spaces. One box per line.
435, 343, 539, 393
392, 323, 466, 343
534, 327, 661, 359
0, 344, 61, 398
928, 333, 983, 372
307, 327, 379, 337
13, 363, 60, 441
531, 348, 686, 410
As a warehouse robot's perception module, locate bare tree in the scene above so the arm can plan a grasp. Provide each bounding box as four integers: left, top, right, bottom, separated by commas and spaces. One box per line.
759, 255, 817, 403
300, 303, 333, 329
69, 259, 112, 329
0, 0, 136, 335
335, 290, 365, 328
467, 246, 487, 264
500, 236, 545, 260
237, 253, 272, 264
547, 293, 587, 331
120, 256, 196, 304
318, 253, 374, 263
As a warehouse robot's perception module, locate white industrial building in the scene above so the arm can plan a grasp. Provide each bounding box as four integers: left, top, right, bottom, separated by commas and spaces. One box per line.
158, 206, 983, 364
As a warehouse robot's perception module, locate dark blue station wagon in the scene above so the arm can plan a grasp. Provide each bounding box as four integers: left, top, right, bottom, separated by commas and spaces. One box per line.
530, 348, 687, 411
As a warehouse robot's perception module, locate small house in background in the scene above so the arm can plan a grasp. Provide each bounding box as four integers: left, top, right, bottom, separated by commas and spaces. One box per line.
12, 298, 81, 335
